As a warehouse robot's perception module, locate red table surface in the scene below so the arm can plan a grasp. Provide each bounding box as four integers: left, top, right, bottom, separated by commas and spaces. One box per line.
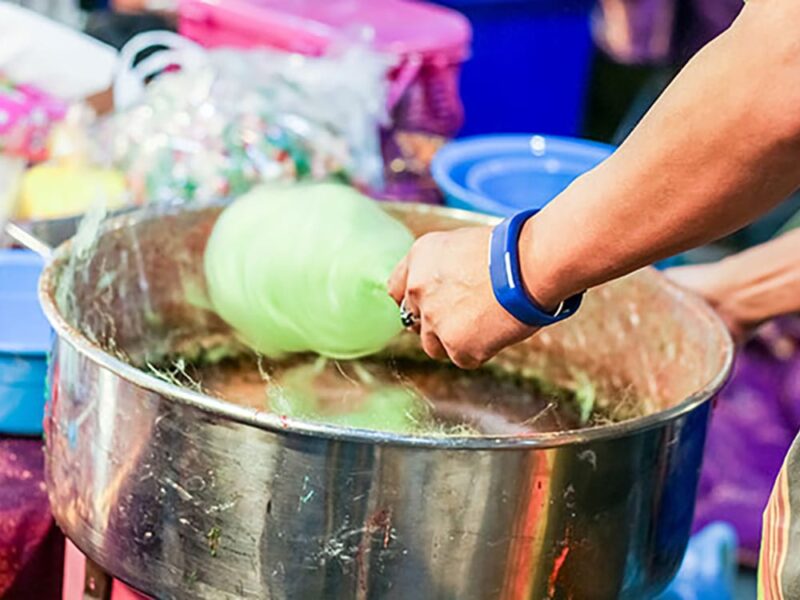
0, 437, 63, 600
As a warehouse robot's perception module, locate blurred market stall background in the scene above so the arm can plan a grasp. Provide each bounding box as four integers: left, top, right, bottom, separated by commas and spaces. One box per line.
1, 0, 795, 598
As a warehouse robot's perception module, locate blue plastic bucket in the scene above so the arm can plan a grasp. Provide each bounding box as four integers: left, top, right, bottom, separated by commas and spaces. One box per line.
432, 0, 595, 136
0, 249, 50, 436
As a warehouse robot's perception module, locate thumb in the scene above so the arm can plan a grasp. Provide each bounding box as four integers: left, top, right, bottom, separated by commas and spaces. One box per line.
387, 254, 409, 305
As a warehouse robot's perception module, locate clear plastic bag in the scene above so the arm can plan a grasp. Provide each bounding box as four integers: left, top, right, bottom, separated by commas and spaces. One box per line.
99, 32, 389, 205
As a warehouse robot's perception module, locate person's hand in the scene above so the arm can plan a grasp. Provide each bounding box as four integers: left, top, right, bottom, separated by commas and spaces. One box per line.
667, 230, 800, 345
387, 226, 536, 369
665, 263, 752, 345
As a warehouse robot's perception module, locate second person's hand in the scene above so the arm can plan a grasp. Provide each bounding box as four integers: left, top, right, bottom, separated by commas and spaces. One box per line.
665, 263, 752, 345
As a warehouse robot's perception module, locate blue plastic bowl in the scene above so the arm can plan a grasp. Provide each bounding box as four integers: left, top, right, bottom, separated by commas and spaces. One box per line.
431, 134, 683, 269
432, 134, 614, 216
0, 249, 50, 436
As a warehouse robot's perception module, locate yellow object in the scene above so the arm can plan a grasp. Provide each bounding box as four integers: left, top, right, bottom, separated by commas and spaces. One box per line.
16, 164, 127, 220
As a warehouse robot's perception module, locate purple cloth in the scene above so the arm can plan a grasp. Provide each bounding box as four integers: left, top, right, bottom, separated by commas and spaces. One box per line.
593, 0, 742, 65
0, 438, 63, 599
693, 318, 800, 566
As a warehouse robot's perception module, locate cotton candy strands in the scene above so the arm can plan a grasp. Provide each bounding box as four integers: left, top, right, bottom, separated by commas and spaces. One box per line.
204, 183, 414, 359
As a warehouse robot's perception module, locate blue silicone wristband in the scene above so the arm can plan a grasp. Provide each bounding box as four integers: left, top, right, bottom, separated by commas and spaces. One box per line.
489, 209, 583, 327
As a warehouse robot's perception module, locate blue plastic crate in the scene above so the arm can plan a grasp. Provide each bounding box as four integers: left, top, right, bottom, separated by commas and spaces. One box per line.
0, 249, 50, 436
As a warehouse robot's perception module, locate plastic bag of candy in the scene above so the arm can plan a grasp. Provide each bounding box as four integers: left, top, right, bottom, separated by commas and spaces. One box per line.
98, 32, 389, 205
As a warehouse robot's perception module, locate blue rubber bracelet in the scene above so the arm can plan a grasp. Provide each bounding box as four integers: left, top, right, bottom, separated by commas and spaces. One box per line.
489, 209, 583, 327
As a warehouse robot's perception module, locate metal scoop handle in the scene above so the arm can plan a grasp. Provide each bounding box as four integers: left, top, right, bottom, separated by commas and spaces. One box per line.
4, 222, 54, 261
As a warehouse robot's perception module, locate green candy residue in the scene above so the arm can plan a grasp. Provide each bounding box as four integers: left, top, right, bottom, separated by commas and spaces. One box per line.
267, 362, 427, 434
204, 182, 414, 359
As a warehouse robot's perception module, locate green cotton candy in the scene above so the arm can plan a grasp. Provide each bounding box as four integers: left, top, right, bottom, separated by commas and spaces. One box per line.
268, 363, 427, 434
204, 183, 414, 359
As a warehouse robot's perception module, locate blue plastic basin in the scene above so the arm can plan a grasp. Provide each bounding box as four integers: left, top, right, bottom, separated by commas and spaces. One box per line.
0, 249, 50, 436
433, 133, 614, 216
432, 134, 683, 269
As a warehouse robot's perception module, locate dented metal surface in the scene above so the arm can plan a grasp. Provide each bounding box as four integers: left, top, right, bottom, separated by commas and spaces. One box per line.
40, 203, 733, 599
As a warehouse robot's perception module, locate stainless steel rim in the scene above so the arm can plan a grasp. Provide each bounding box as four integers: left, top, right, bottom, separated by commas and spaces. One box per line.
38, 203, 735, 450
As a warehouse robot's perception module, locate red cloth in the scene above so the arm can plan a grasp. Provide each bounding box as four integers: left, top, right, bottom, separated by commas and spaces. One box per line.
0, 438, 63, 599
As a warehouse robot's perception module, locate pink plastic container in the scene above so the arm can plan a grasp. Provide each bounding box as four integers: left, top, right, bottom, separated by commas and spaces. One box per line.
178, 0, 471, 202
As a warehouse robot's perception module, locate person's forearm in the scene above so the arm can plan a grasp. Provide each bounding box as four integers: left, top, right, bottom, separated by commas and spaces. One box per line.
698, 229, 800, 328
521, 0, 800, 308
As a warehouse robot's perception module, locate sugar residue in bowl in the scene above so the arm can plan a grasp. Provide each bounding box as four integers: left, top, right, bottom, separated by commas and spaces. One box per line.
150, 353, 641, 437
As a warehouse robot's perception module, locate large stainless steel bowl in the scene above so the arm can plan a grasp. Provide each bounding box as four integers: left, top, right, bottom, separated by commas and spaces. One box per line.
16, 214, 82, 248
40, 203, 733, 600
8, 204, 138, 250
